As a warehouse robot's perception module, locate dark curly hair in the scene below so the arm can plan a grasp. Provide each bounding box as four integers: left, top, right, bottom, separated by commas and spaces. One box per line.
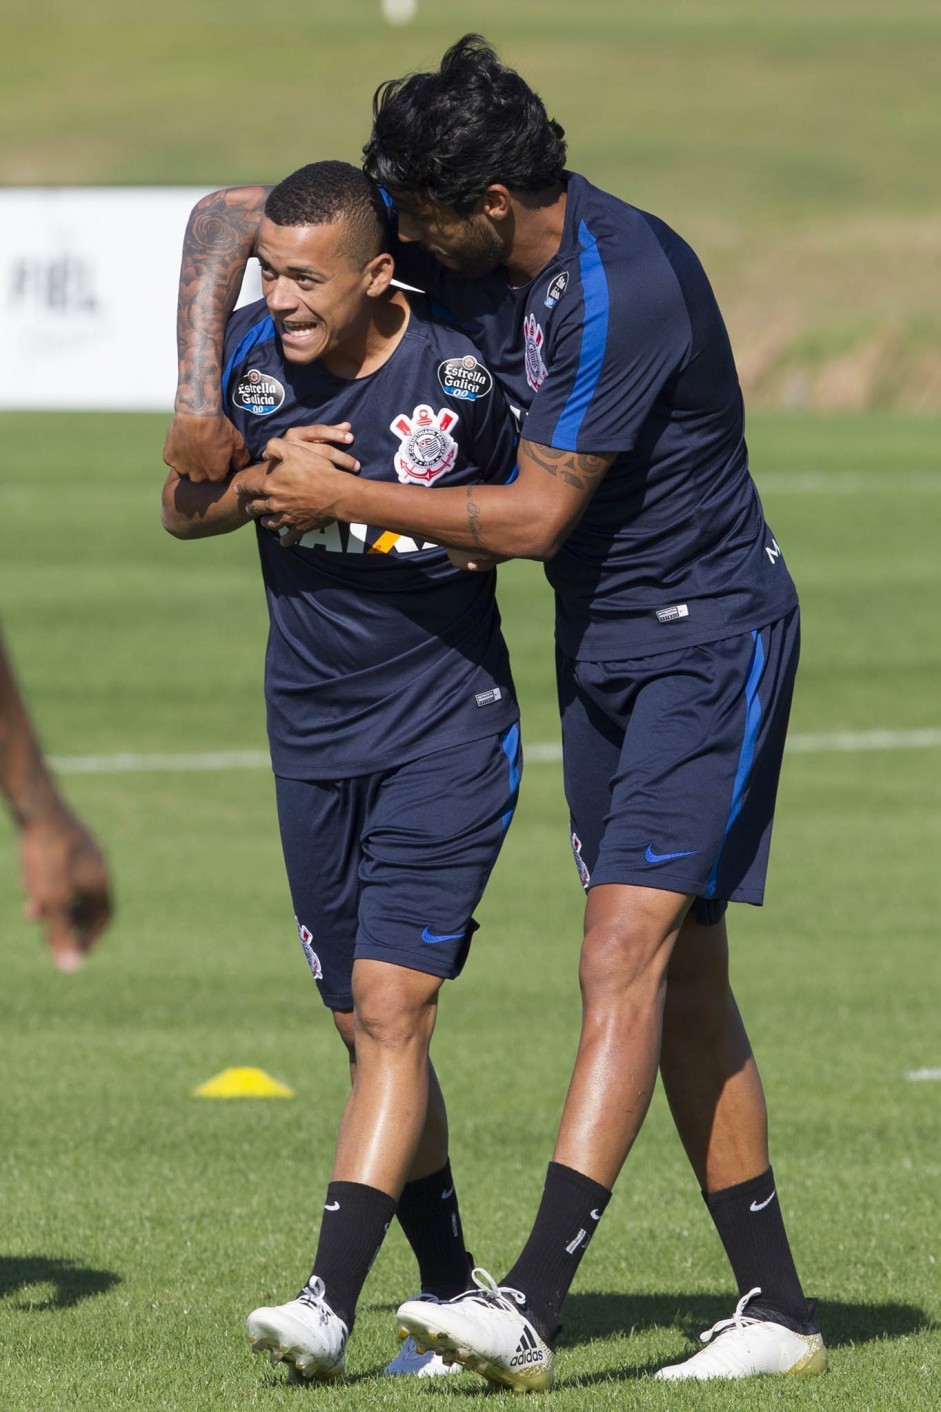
264, 161, 390, 263
362, 34, 567, 213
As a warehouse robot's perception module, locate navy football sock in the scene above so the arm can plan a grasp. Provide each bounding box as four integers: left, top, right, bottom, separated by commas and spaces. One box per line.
502, 1162, 612, 1344
704, 1166, 814, 1329
395, 1160, 473, 1298
310, 1180, 397, 1331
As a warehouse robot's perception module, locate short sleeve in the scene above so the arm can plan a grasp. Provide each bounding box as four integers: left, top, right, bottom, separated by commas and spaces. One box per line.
521, 222, 692, 454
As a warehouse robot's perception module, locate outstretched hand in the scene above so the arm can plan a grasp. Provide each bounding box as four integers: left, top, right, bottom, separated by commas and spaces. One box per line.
233, 423, 361, 545
163, 412, 251, 483
20, 805, 113, 972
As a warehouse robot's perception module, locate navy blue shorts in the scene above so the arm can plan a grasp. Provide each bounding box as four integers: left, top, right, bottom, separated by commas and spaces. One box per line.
275, 724, 522, 1010
558, 609, 799, 915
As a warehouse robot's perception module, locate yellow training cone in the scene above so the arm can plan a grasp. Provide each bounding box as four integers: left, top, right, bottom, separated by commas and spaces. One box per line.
192, 1067, 295, 1099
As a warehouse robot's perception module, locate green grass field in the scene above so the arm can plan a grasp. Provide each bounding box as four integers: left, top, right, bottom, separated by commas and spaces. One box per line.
2, 1, 940, 1405
0, 411, 939, 1410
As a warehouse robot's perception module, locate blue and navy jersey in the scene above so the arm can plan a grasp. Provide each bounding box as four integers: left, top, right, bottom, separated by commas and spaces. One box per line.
223, 299, 519, 778
393, 172, 798, 661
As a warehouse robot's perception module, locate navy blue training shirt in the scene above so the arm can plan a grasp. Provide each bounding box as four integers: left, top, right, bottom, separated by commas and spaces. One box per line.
223, 299, 519, 778
393, 172, 799, 661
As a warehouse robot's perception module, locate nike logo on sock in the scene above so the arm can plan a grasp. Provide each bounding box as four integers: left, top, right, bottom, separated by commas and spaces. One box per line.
324, 1200, 341, 1212
749, 1189, 776, 1212
590, 1208, 602, 1221
440, 1185, 455, 1200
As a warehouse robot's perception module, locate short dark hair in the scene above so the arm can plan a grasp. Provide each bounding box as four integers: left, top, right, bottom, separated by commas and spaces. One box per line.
362, 34, 567, 213
264, 161, 390, 263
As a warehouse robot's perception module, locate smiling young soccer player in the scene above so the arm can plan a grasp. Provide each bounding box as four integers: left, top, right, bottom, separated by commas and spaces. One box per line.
162, 160, 522, 1383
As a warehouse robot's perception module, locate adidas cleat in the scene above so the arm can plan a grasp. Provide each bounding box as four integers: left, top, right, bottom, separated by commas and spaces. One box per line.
396, 1268, 555, 1392
654, 1286, 828, 1380
246, 1276, 348, 1382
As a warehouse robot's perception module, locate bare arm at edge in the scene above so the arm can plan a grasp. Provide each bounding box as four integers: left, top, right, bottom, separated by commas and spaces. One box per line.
235, 436, 615, 561
0, 629, 112, 969
162, 185, 271, 483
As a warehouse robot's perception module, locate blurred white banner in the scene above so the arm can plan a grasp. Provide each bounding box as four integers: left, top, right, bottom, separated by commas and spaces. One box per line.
0, 188, 261, 410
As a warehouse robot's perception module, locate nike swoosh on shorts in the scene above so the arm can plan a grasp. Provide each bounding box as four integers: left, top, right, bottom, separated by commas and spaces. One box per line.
644, 845, 699, 864
421, 926, 465, 944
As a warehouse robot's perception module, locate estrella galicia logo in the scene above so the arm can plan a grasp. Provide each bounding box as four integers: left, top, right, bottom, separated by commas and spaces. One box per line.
232, 367, 286, 416
437, 355, 494, 402
544, 271, 569, 309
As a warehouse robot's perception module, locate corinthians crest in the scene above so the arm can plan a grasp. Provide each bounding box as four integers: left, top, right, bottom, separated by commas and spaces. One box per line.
390, 404, 460, 485
523, 312, 548, 391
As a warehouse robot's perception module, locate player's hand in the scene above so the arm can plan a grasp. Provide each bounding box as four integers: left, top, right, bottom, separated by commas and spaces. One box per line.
445, 548, 510, 572
280, 422, 357, 451
19, 806, 113, 972
234, 430, 362, 545
163, 412, 251, 483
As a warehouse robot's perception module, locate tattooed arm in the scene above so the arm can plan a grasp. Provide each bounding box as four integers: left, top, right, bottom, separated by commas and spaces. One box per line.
232, 434, 615, 561
162, 185, 270, 483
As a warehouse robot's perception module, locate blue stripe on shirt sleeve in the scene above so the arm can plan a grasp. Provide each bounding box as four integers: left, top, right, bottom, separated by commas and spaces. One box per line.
221, 313, 276, 405
551, 221, 610, 446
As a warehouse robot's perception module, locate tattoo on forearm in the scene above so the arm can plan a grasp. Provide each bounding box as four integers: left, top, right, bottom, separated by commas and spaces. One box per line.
465, 488, 484, 547
528, 443, 610, 492
175, 188, 268, 414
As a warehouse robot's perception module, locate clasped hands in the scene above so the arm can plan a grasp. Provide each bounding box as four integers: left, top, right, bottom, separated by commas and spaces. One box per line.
164, 411, 501, 568
234, 423, 360, 547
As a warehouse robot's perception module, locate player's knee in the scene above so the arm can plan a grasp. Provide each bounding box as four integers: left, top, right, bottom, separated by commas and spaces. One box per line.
354, 1004, 435, 1054
577, 916, 670, 1001
354, 989, 438, 1053
351, 961, 442, 1052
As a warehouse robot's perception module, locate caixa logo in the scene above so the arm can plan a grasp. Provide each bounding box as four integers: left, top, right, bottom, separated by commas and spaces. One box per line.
232, 368, 285, 416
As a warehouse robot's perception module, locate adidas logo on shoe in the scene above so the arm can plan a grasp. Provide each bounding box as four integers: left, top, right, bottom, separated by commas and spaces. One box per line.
510, 1326, 547, 1369
396, 1268, 556, 1392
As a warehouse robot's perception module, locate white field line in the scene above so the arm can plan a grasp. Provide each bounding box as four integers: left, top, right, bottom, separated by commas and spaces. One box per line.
785, 727, 941, 753
905, 1069, 941, 1082
48, 749, 272, 775
48, 727, 941, 775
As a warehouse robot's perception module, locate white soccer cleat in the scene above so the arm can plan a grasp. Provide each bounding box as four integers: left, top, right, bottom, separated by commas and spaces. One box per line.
385, 1334, 461, 1376
396, 1268, 555, 1392
246, 1276, 348, 1382
384, 1293, 462, 1376
654, 1286, 828, 1380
